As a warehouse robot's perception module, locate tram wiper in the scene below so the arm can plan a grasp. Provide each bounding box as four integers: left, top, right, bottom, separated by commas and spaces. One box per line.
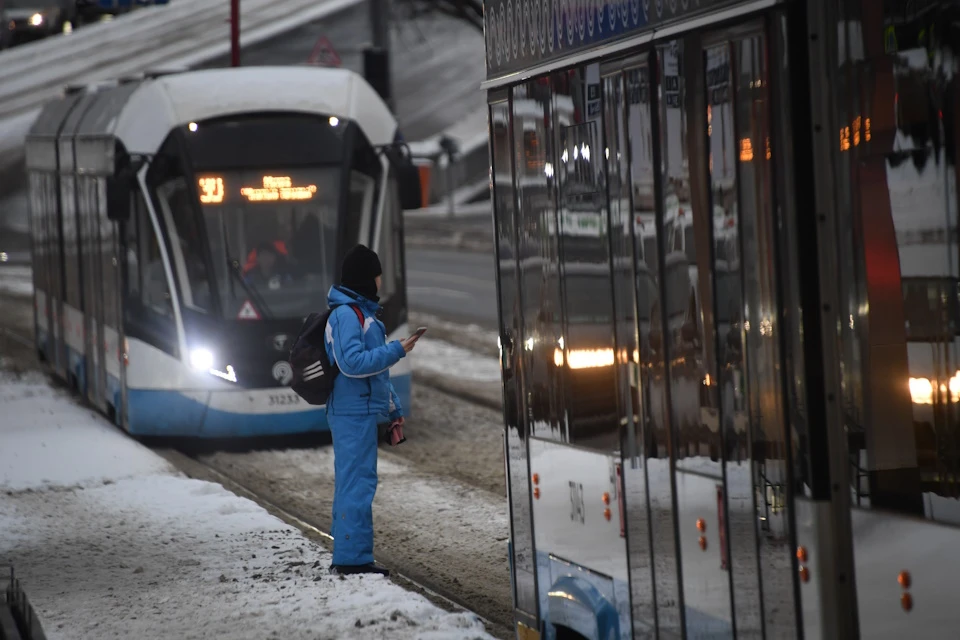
226, 257, 274, 321
220, 216, 273, 320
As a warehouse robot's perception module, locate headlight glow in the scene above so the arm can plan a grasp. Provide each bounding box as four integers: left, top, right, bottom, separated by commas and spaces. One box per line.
909, 377, 933, 405
554, 348, 616, 370
30, 13, 43, 26
189, 348, 215, 371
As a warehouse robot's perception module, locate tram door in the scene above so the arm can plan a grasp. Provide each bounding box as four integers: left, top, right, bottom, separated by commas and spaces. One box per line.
79, 174, 107, 413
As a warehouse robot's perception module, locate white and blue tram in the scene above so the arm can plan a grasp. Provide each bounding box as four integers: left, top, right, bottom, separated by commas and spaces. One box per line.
25, 66, 420, 438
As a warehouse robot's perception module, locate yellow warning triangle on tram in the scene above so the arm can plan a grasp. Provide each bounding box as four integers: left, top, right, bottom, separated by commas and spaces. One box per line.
237, 300, 261, 321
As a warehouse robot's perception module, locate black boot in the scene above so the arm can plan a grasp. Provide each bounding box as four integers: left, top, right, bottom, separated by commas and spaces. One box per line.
330, 562, 390, 577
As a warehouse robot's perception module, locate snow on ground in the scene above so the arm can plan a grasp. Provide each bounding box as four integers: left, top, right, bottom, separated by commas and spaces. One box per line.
412, 338, 500, 382
0, 369, 495, 640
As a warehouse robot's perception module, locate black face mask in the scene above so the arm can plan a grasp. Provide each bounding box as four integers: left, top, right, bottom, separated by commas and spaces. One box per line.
342, 281, 379, 303
340, 244, 382, 303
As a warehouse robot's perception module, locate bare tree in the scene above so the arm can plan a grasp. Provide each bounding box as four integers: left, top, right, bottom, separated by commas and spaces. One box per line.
396, 0, 484, 32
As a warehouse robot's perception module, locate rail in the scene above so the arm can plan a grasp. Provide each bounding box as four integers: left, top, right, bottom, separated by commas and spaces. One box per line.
0, 567, 47, 640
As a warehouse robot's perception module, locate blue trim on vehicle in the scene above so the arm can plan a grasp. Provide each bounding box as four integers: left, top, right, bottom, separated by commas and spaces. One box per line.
124, 373, 412, 438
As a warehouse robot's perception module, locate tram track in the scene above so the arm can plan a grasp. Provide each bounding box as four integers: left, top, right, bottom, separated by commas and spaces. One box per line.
158, 447, 513, 640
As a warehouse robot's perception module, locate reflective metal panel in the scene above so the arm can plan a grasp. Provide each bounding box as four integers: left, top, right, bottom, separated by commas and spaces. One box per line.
829, 0, 960, 636
491, 98, 539, 618
635, 52, 685, 638
657, 37, 734, 636
513, 79, 566, 443
730, 31, 799, 638
658, 38, 724, 475
553, 64, 621, 453
603, 66, 656, 638
704, 39, 764, 639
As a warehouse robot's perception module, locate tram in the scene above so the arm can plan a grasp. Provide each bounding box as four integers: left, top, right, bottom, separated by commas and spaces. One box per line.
482, 0, 960, 638
25, 65, 421, 438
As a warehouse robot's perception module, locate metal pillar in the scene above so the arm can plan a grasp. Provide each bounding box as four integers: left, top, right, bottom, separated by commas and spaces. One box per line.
364, 0, 392, 111
230, 0, 240, 67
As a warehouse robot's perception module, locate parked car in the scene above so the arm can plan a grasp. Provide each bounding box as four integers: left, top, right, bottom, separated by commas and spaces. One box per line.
0, 0, 77, 47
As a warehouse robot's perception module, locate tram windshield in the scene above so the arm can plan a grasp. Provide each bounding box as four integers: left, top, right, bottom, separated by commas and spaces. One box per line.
188, 167, 356, 320
146, 113, 384, 322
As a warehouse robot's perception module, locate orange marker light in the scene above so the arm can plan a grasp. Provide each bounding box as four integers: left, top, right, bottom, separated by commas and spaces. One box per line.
800, 566, 810, 583
604, 508, 612, 521
602, 492, 610, 505
898, 571, 911, 589
532, 473, 540, 485
901, 592, 913, 612
533, 487, 541, 499
698, 536, 707, 551
696, 518, 706, 533
797, 546, 808, 563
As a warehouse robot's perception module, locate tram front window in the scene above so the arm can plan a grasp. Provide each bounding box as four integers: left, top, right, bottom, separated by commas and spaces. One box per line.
194, 167, 343, 320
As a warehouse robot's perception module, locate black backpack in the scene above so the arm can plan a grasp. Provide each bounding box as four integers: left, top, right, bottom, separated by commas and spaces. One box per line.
289, 304, 364, 406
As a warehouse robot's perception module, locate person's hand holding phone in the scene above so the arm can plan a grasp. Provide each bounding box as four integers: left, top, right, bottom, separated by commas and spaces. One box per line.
402, 326, 427, 353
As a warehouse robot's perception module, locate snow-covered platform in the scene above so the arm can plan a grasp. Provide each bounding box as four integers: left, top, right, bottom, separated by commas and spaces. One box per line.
0, 366, 495, 640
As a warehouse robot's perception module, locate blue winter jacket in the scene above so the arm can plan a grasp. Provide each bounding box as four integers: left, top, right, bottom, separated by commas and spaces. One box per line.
324, 285, 406, 419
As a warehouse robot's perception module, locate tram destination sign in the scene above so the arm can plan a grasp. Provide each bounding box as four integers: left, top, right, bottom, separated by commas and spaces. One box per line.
483, 0, 750, 79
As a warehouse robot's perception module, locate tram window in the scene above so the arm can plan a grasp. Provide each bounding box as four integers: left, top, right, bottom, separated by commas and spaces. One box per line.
348, 172, 377, 223
376, 176, 401, 302
153, 177, 212, 314
124, 204, 140, 299
135, 197, 173, 319
198, 167, 339, 320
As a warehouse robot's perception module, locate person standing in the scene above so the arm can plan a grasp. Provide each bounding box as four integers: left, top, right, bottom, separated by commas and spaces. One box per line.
324, 244, 420, 576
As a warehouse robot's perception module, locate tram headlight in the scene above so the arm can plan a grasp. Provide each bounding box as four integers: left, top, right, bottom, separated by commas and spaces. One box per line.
189, 348, 215, 372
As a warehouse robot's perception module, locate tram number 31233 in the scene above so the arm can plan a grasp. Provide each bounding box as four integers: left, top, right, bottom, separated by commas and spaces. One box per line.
569, 481, 585, 524
268, 393, 302, 407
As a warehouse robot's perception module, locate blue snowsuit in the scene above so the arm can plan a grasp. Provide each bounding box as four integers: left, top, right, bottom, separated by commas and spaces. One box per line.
323, 285, 406, 566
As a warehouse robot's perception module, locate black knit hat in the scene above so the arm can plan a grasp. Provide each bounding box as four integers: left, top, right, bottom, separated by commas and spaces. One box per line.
340, 244, 382, 300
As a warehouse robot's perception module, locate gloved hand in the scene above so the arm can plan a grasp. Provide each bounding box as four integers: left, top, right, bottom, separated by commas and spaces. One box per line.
387, 417, 406, 446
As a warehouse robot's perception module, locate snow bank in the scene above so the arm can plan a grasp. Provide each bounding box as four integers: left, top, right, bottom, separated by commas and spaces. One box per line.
412, 338, 501, 382
0, 370, 495, 639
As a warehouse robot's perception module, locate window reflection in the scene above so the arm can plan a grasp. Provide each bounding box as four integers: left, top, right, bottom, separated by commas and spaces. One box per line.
554, 64, 620, 451
513, 79, 566, 442
658, 40, 723, 471
839, 0, 960, 523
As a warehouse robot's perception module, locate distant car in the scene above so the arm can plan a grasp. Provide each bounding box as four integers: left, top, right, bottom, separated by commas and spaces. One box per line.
74, 0, 132, 24
0, 0, 77, 46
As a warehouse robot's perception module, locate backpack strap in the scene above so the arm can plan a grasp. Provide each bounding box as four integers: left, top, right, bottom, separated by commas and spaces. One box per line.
349, 304, 365, 327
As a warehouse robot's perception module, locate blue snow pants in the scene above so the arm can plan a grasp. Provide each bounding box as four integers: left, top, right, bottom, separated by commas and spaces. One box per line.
329, 411, 379, 566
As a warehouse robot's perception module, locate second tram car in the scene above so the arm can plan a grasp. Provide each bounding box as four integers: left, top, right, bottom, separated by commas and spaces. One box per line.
25, 66, 421, 438
483, 0, 960, 638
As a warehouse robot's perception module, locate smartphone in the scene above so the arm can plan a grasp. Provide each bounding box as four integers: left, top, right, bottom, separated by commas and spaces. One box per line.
411, 326, 428, 340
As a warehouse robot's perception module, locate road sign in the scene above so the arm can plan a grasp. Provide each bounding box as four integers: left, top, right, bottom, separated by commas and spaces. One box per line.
307, 35, 341, 68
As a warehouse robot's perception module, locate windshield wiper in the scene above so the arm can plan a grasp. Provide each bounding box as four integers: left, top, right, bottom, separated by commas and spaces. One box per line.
220, 215, 273, 320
